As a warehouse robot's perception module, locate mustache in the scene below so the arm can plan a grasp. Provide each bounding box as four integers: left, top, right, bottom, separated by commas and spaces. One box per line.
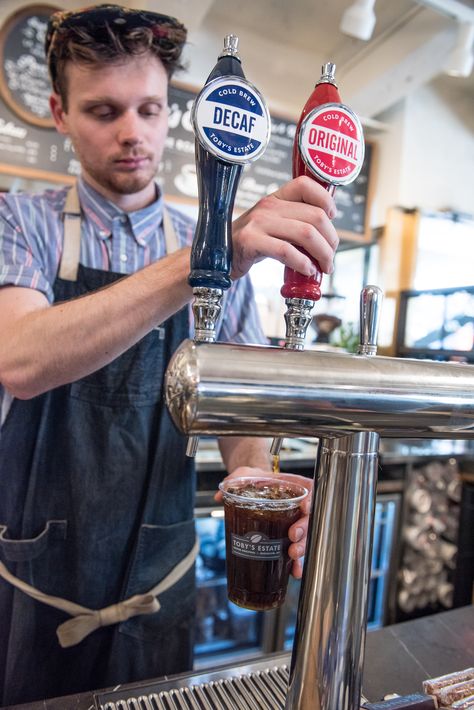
113, 152, 152, 161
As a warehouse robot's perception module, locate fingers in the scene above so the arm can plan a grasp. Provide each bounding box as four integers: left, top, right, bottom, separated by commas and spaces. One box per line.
232, 175, 339, 279
273, 175, 337, 220
234, 214, 338, 276
288, 515, 309, 557
291, 557, 304, 579
288, 514, 309, 580
250, 196, 339, 250
286, 478, 312, 571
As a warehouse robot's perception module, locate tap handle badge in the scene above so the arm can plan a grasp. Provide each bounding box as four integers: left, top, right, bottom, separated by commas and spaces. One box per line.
282, 63, 365, 302
193, 76, 270, 164
295, 62, 364, 186
189, 35, 271, 291
297, 102, 364, 186
192, 34, 271, 166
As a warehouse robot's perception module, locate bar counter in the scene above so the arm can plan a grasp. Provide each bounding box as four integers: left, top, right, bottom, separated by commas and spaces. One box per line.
2, 605, 473, 709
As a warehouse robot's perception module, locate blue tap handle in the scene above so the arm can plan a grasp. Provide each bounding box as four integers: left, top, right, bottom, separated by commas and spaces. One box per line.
189, 52, 246, 291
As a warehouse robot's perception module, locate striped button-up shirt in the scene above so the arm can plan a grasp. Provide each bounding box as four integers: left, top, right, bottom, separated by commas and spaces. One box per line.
0, 177, 266, 426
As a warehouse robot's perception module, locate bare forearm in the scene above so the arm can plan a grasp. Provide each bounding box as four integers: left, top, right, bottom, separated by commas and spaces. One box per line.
218, 436, 272, 474
0, 248, 192, 398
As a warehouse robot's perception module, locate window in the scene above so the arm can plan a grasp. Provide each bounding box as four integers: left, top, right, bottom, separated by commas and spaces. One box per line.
414, 213, 474, 291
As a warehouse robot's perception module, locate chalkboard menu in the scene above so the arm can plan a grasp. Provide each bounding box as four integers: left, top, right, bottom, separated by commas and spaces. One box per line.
334, 141, 374, 240
0, 96, 79, 181
0, 5, 59, 128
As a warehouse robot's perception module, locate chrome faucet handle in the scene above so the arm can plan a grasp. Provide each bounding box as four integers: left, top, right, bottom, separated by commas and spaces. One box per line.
186, 436, 199, 457
219, 34, 240, 59
357, 285, 383, 357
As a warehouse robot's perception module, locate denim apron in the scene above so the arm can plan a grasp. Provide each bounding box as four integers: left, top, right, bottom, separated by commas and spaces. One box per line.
0, 186, 197, 706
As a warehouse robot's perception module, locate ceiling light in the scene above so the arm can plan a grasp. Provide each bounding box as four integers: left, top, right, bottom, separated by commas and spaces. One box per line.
444, 21, 474, 77
340, 0, 377, 41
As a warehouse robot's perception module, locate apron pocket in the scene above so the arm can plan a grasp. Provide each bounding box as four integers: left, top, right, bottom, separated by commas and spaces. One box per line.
0, 520, 67, 562
119, 519, 196, 642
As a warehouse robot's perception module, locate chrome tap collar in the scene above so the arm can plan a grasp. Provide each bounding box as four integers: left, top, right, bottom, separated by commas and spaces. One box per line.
192, 287, 223, 343
284, 297, 315, 351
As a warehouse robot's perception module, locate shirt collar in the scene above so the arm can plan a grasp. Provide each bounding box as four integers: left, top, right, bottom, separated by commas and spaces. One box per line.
76, 176, 164, 246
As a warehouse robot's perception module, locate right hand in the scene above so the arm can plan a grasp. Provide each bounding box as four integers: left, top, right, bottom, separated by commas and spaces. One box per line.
230, 175, 339, 281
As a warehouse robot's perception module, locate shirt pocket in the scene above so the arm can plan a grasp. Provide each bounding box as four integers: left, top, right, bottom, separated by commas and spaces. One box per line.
119, 519, 196, 642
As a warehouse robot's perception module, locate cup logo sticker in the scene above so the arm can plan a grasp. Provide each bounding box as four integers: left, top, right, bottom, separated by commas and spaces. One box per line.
299, 103, 364, 185
193, 77, 270, 164
231, 531, 283, 560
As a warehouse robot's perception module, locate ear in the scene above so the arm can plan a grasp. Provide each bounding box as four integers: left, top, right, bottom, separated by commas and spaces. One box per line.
50, 92, 69, 134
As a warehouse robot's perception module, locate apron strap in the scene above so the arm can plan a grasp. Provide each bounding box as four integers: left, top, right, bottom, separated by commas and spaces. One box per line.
59, 184, 81, 282
0, 538, 199, 648
59, 184, 179, 282
162, 206, 180, 255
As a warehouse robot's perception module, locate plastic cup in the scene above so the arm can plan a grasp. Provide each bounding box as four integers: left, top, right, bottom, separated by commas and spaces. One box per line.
218, 476, 308, 611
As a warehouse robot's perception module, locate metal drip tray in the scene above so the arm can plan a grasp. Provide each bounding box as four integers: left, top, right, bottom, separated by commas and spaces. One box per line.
96, 655, 290, 709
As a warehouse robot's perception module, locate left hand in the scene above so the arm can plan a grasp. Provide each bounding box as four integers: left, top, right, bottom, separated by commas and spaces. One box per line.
214, 466, 313, 579
230, 177, 339, 281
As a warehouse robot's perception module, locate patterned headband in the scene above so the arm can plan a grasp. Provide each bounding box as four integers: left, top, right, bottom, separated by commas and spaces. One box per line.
45, 3, 187, 85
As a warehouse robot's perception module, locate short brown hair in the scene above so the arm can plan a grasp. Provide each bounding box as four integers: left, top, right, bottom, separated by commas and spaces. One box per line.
46, 4, 187, 107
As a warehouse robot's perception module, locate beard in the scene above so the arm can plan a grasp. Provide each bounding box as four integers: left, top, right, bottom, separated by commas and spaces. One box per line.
76, 146, 160, 197
89, 161, 157, 195
100, 170, 155, 195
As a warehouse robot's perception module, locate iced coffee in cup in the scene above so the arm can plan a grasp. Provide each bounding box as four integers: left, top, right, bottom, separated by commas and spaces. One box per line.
219, 477, 309, 611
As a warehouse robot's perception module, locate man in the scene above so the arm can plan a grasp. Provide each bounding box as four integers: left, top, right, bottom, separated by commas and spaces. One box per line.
0, 4, 339, 705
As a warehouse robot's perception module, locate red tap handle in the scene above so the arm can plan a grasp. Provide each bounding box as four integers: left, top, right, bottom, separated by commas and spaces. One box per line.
281, 80, 342, 302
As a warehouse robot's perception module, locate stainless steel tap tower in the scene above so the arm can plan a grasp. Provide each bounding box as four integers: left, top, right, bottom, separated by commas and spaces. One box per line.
286, 285, 382, 710
165, 286, 474, 710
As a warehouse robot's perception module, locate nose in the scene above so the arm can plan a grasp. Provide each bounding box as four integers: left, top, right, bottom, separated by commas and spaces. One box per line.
116, 109, 143, 146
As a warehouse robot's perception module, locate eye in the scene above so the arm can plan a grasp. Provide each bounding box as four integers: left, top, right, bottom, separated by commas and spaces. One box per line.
88, 105, 116, 120
140, 102, 162, 117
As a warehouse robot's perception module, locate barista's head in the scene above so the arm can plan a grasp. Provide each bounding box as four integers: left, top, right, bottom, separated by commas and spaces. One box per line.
46, 5, 187, 209
45, 4, 187, 110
